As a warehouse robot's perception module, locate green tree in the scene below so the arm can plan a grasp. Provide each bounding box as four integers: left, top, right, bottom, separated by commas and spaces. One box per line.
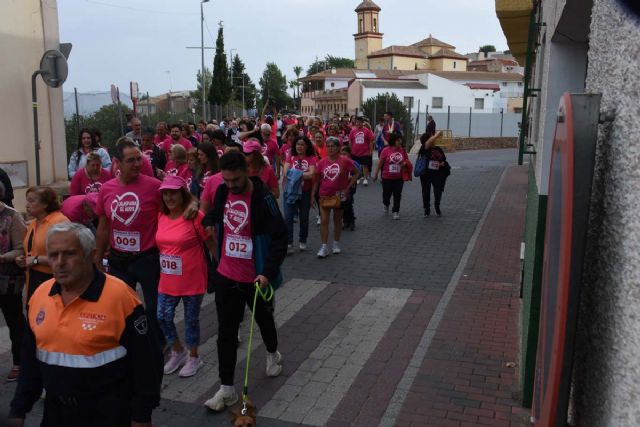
209, 25, 232, 106
362, 93, 415, 149
190, 67, 212, 120
230, 54, 257, 110
259, 62, 292, 111
292, 65, 303, 99
479, 44, 497, 54
306, 55, 355, 76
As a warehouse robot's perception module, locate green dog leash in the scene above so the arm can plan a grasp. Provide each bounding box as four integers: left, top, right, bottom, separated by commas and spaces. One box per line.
242, 281, 274, 415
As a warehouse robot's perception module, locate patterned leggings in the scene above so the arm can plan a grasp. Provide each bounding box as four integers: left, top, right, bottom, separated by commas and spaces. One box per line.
157, 293, 204, 349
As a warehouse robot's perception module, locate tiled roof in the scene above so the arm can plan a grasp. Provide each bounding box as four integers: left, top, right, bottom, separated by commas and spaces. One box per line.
429, 48, 469, 60
429, 70, 524, 81
301, 68, 418, 82
368, 45, 428, 59
412, 35, 456, 50
360, 80, 426, 89
355, 0, 381, 12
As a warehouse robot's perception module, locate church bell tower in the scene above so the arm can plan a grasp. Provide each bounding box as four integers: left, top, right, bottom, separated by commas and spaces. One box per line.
354, 0, 383, 69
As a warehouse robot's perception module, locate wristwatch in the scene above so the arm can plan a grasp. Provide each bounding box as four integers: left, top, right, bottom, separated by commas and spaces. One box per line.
32, 256, 39, 266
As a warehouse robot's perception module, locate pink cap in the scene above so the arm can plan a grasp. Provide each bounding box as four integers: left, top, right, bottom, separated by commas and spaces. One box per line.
243, 139, 263, 154
159, 175, 188, 191
84, 192, 98, 209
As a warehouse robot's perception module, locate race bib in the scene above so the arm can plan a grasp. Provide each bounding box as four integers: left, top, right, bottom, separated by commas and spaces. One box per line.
225, 235, 253, 259
428, 161, 440, 170
389, 164, 401, 174
355, 133, 365, 144
113, 230, 140, 252
160, 254, 183, 275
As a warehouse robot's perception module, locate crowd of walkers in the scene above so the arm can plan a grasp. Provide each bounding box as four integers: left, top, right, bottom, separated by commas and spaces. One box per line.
0, 109, 450, 426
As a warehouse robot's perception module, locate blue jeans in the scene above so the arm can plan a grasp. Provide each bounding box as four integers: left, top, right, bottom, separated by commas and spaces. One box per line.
157, 293, 204, 349
285, 190, 311, 244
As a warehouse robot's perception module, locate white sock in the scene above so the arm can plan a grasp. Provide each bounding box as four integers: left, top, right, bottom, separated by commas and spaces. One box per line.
221, 385, 235, 394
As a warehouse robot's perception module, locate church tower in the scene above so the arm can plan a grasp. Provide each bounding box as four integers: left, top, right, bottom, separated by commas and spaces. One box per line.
354, 0, 383, 69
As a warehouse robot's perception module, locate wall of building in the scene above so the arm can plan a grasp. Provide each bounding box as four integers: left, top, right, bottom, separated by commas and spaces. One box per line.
518, 0, 592, 407
355, 35, 382, 69
0, 0, 67, 211
324, 79, 350, 90
570, 1, 640, 425
368, 56, 392, 70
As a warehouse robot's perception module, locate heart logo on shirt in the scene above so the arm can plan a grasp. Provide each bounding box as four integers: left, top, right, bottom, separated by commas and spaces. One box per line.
110, 192, 141, 226
84, 182, 102, 194
323, 163, 340, 181
390, 152, 404, 163
295, 160, 309, 171
224, 200, 249, 234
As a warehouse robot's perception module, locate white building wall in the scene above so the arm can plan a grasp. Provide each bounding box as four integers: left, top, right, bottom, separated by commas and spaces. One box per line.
324, 79, 350, 90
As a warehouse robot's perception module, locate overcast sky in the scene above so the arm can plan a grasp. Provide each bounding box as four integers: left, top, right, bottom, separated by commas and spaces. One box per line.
58, 0, 509, 96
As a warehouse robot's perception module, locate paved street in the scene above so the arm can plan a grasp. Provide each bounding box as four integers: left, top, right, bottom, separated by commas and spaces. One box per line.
0, 149, 528, 426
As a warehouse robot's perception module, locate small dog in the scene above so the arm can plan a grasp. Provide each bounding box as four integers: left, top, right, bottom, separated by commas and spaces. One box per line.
230, 398, 257, 427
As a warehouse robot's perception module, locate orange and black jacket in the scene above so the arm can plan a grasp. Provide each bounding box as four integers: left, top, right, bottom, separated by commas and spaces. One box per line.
9, 269, 163, 422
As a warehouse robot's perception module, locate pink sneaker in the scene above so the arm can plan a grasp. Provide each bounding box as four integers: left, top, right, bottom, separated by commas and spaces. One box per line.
164, 349, 188, 375
178, 356, 203, 377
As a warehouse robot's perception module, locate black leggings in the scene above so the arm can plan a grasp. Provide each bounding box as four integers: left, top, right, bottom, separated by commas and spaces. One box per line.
382, 179, 404, 213
420, 173, 445, 211
0, 294, 25, 365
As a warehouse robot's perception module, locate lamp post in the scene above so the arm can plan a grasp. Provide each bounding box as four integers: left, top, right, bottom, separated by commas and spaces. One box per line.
232, 75, 245, 117
201, 0, 210, 121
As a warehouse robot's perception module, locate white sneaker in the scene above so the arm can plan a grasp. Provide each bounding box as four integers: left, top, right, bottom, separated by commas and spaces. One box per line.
317, 245, 329, 258
287, 244, 294, 255
204, 387, 238, 412
383, 205, 389, 215
299, 242, 307, 251
363, 179, 368, 186
178, 356, 203, 377
164, 349, 188, 375
332, 241, 341, 254
266, 351, 283, 377
393, 212, 400, 220
316, 215, 321, 225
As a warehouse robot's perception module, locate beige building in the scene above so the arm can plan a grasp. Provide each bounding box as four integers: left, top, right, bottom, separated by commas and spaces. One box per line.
0, 0, 67, 210
353, 1, 468, 72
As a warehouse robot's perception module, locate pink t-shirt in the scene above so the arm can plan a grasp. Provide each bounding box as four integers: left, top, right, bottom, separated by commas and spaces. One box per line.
69, 168, 112, 196
111, 156, 154, 178
153, 134, 172, 146
156, 211, 207, 296
349, 127, 375, 157
261, 139, 280, 165
160, 138, 193, 153
217, 190, 255, 283
251, 166, 278, 193
279, 143, 291, 162
61, 195, 92, 224
164, 162, 192, 183
316, 156, 356, 197
288, 155, 317, 192
200, 172, 224, 206
380, 147, 408, 180
96, 175, 161, 253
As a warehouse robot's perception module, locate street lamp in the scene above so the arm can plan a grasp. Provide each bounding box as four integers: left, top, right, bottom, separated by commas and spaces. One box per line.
201, 0, 210, 121
232, 75, 245, 117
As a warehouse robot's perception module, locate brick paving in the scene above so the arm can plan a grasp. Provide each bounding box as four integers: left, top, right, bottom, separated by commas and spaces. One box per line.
0, 149, 528, 426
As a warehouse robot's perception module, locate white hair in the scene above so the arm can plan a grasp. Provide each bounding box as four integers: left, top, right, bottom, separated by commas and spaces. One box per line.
46, 222, 96, 259
260, 123, 272, 133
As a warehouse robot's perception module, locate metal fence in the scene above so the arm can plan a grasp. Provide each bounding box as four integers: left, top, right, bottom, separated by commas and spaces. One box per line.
410, 106, 521, 138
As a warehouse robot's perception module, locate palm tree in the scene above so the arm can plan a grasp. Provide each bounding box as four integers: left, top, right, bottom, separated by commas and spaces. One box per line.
293, 65, 303, 110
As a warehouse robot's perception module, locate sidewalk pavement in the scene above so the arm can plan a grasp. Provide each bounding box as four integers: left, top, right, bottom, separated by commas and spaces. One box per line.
0, 149, 528, 426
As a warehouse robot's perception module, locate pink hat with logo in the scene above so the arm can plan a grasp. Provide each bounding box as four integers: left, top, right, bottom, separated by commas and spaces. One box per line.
243, 139, 263, 154
159, 175, 188, 191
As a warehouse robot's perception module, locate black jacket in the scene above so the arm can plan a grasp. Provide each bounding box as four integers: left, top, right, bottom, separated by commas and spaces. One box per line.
202, 176, 287, 285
